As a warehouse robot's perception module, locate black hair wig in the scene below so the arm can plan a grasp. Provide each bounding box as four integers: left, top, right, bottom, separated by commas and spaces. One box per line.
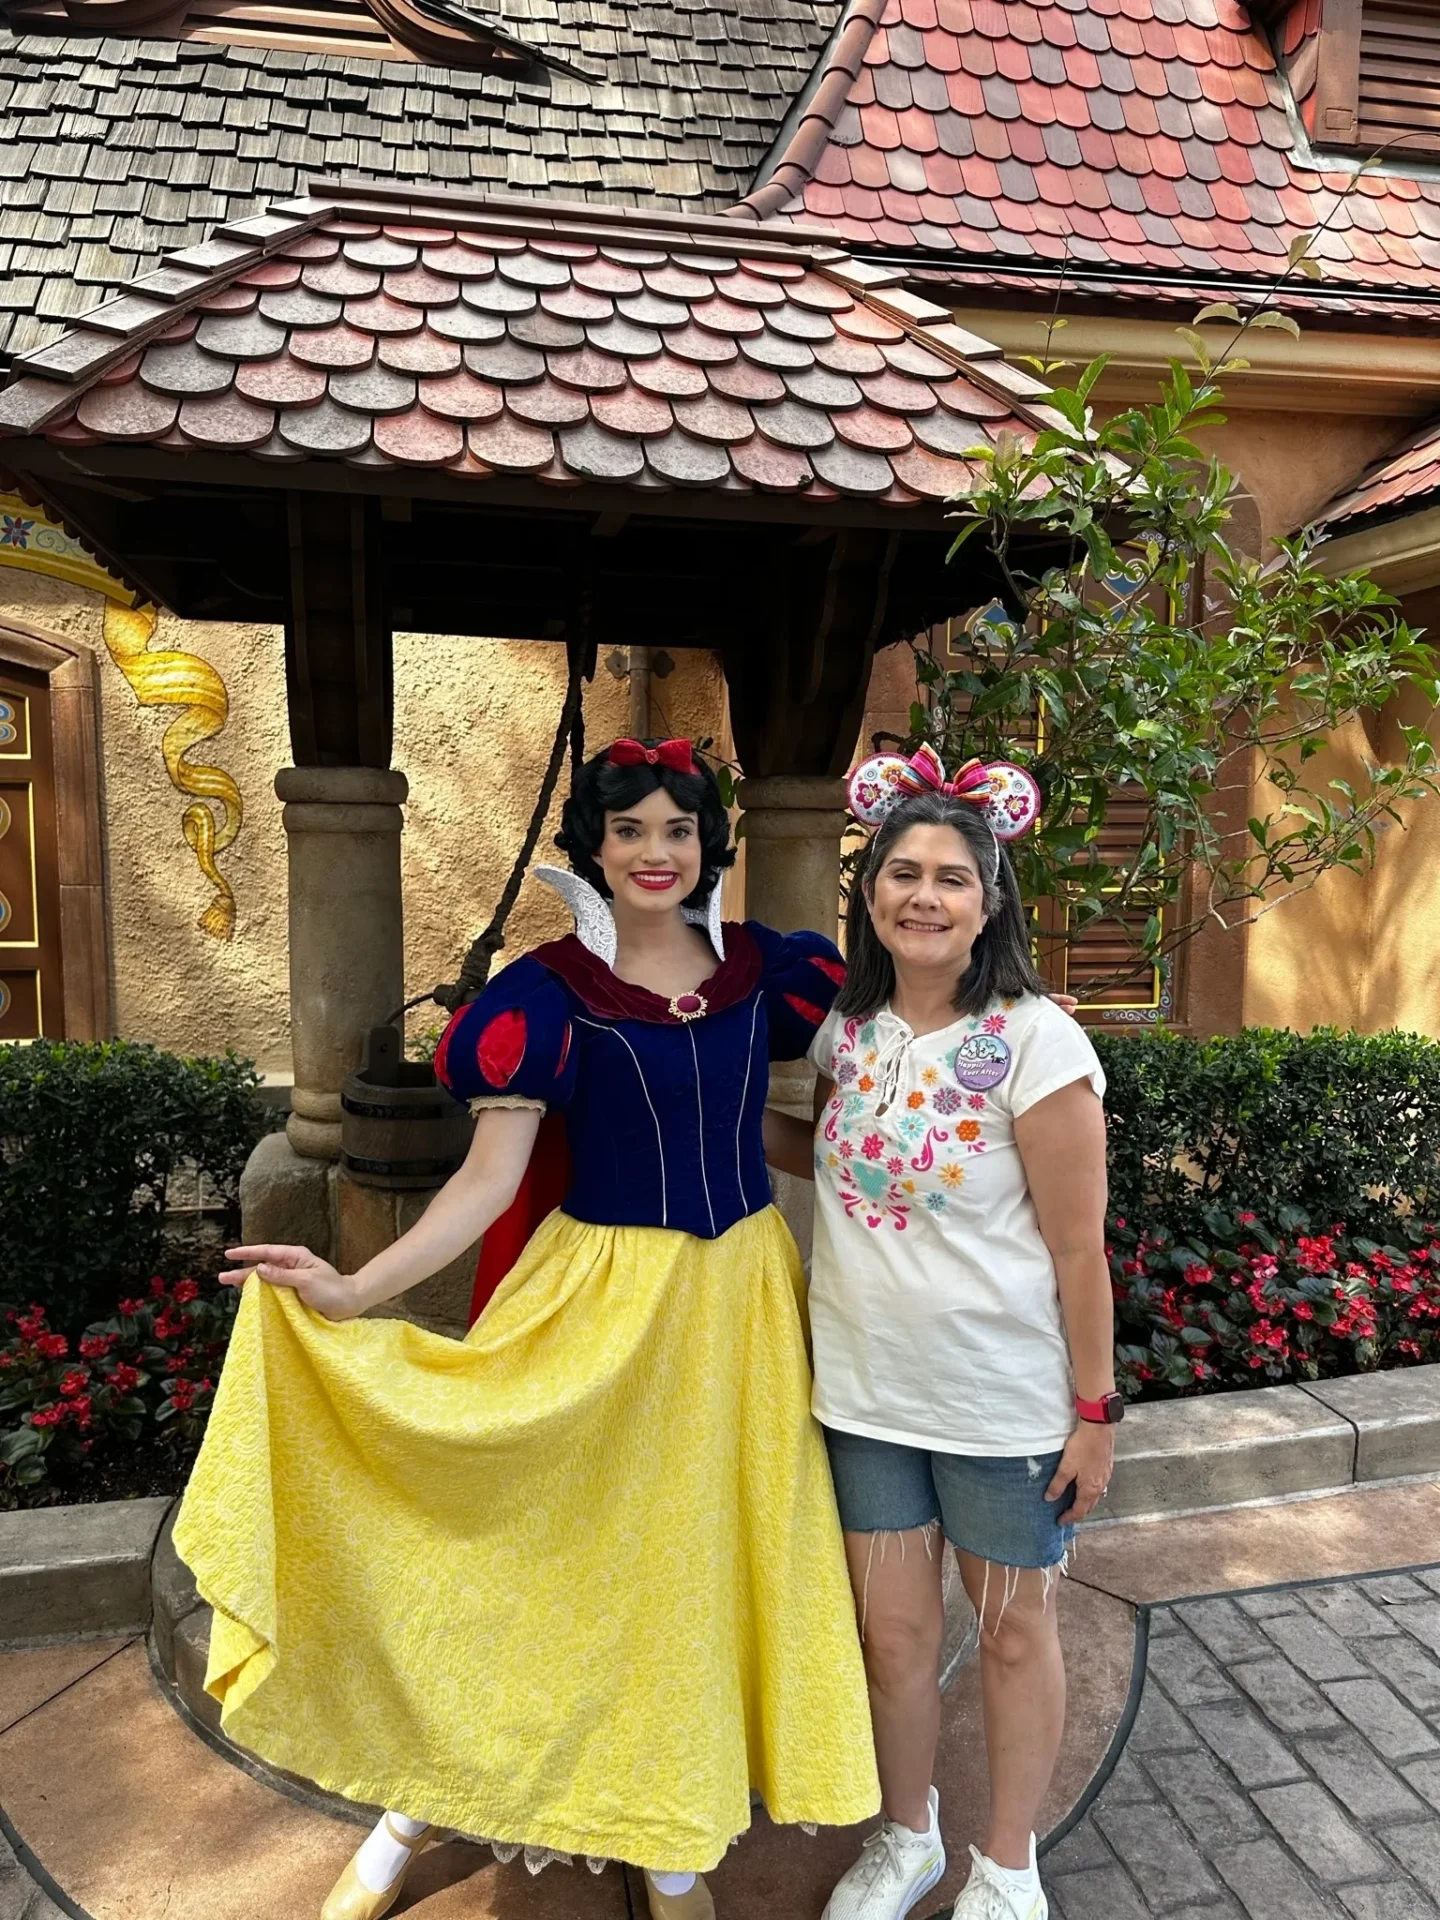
554, 741, 736, 907
837, 788, 1046, 1020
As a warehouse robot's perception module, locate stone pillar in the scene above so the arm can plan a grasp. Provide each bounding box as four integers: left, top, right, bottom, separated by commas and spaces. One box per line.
277, 765, 408, 1162
737, 775, 850, 943
738, 775, 850, 1258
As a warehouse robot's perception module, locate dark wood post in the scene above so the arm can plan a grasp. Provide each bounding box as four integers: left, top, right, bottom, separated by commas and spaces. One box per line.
285, 492, 393, 769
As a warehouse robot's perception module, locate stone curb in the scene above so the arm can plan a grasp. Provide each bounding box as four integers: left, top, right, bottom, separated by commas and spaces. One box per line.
0, 1496, 170, 1647
1089, 1362, 1440, 1524
2, 1364, 1437, 1646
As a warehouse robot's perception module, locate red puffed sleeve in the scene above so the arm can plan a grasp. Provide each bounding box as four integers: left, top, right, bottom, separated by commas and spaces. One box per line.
746, 922, 848, 1062
432, 957, 578, 1111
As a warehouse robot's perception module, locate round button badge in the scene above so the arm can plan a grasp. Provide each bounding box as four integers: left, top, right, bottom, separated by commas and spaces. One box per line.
950, 1032, 1012, 1092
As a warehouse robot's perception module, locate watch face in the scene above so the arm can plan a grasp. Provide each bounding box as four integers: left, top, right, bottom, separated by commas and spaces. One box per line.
1104, 1392, 1125, 1424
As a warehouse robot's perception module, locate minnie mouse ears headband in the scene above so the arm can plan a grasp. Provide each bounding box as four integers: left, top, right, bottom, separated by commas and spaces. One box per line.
847, 743, 1042, 842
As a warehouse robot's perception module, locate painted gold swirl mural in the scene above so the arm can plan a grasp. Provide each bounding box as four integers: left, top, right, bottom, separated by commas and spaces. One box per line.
102, 602, 244, 941
0, 493, 137, 604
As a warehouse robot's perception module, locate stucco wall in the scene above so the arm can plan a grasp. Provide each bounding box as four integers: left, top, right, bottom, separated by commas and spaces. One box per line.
1217, 414, 1440, 1040
0, 560, 728, 1073
1202, 411, 1402, 551
0, 569, 292, 1070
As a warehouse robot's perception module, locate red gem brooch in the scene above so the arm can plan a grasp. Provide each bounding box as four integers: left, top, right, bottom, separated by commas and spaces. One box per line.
668, 992, 708, 1023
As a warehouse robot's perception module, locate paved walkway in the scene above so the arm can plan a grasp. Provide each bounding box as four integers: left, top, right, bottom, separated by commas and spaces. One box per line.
3, 1482, 1440, 1920
1045, 1566, 1440, 1920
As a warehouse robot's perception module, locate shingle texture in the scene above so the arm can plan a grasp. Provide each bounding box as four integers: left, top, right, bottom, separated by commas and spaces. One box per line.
783, 0, 1440, 294
1319, 418, 1440, 533
0, 0, 844, 356
0, 190, 1050, 506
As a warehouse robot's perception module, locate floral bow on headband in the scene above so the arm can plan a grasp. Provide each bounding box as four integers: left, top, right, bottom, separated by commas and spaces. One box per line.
607, 738, 697, 775
847, 743, 1042, 841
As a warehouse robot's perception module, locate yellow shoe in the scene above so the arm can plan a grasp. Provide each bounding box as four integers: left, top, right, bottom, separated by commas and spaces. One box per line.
644, 1872, 716, 1919
321, 1818, 434, 1920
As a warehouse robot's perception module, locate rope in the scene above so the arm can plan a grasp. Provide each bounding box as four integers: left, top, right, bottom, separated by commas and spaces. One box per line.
422, 633, 588, 1017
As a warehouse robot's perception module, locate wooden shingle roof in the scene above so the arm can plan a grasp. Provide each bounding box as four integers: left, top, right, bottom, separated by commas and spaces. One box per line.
0, 182, 1056, 509
0, 0, 845, 357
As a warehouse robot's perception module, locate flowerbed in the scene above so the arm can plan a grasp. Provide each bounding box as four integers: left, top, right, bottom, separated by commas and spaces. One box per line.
1111, 1209, 1440, 1399
0, 1276, 237, 1508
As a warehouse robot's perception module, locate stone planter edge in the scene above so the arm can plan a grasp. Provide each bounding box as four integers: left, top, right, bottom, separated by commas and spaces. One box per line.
2, 1364, 1438, 1647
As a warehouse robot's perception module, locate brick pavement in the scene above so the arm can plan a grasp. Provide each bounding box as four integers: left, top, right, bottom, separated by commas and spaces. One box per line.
1044, 1565, 1440, 1920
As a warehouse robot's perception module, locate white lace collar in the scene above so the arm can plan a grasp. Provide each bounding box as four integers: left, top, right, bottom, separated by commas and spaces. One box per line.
533, 865, 726, 967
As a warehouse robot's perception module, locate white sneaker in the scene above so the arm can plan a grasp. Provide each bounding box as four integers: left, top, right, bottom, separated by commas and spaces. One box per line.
822, 1787, 946, 1920
950, 1843, 1048, 1920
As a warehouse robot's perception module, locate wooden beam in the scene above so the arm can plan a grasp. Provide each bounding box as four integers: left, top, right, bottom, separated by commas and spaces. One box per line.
285, 493, 393, 768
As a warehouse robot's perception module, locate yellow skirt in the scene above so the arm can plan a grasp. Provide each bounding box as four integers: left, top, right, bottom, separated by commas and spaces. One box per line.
172, 1205, 879, 1873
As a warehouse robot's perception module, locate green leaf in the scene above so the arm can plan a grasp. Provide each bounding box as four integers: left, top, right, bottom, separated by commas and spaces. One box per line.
1247, 311, 1302, 338
1193, 302, 1242, 326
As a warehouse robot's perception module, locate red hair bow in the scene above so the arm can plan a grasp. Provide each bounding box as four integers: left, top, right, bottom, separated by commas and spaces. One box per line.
607, 738, 697, 775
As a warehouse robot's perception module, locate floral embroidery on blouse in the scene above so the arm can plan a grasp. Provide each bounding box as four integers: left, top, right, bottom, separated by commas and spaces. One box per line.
815, 1004, 1015, 1231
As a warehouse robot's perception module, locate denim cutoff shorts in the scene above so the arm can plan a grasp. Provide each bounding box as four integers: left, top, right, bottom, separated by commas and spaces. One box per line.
822, 1424, 1076, 1570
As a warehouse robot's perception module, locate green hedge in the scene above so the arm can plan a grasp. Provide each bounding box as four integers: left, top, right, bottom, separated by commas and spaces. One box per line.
0, 1041, 276, 1333
1093, 1026, 1440, 1242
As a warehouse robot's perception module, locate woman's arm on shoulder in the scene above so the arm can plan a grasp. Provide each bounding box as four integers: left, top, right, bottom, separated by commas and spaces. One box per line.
1015, 1077, 1114, 1519
763, 1075, 835, 1181
224, 1105, 543, 1320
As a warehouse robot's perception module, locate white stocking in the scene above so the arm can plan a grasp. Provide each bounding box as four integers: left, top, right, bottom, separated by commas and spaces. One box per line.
354, 1811, 428, 1894
650, 1871, 698, 1896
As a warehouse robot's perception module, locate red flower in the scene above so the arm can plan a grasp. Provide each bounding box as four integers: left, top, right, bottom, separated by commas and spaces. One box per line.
172, 1279, 200, 1306
79, 1334, 115, 1360
862, 1134, 884, 1161
36, 1333, 69, 1360
150, 1276, 169, 1297
59, 1369, 89, 1398
110, 1363, 140, 1393
117, 1298, 145, 1316
29, 1406, 64, 1428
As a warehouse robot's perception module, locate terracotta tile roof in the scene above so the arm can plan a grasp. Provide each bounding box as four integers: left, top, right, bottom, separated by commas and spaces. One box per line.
908, 264, 1440, 324
1317, 416, 1440, 533
0, 0, 844, 358
736, 0, 1440, 301
0, 184, 1056, 511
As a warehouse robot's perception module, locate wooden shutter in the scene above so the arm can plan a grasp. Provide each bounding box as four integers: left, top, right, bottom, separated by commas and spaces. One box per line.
928, 625, 1181, 1024
1356, 0, 1440, 152
1031, 783, 1181, 1025
0, 662, 65, 1040
1301, 0, 1440, 155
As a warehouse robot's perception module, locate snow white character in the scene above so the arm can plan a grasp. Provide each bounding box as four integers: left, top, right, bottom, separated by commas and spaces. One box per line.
172, 737, 879, 1920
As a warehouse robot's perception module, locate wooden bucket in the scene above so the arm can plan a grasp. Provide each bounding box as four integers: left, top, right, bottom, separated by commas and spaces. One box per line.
340, 1026, 473, 1190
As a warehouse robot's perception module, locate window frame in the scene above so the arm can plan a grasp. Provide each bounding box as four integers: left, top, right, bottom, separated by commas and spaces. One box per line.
0, 619, 111, 1042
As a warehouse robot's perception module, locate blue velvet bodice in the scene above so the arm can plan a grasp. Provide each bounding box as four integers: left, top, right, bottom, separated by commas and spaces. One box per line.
433, 922, 844, 1240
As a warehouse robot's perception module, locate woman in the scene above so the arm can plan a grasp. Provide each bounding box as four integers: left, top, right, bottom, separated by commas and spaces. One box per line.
173, 738, 879, 1920
765, 746, 1116, 1920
